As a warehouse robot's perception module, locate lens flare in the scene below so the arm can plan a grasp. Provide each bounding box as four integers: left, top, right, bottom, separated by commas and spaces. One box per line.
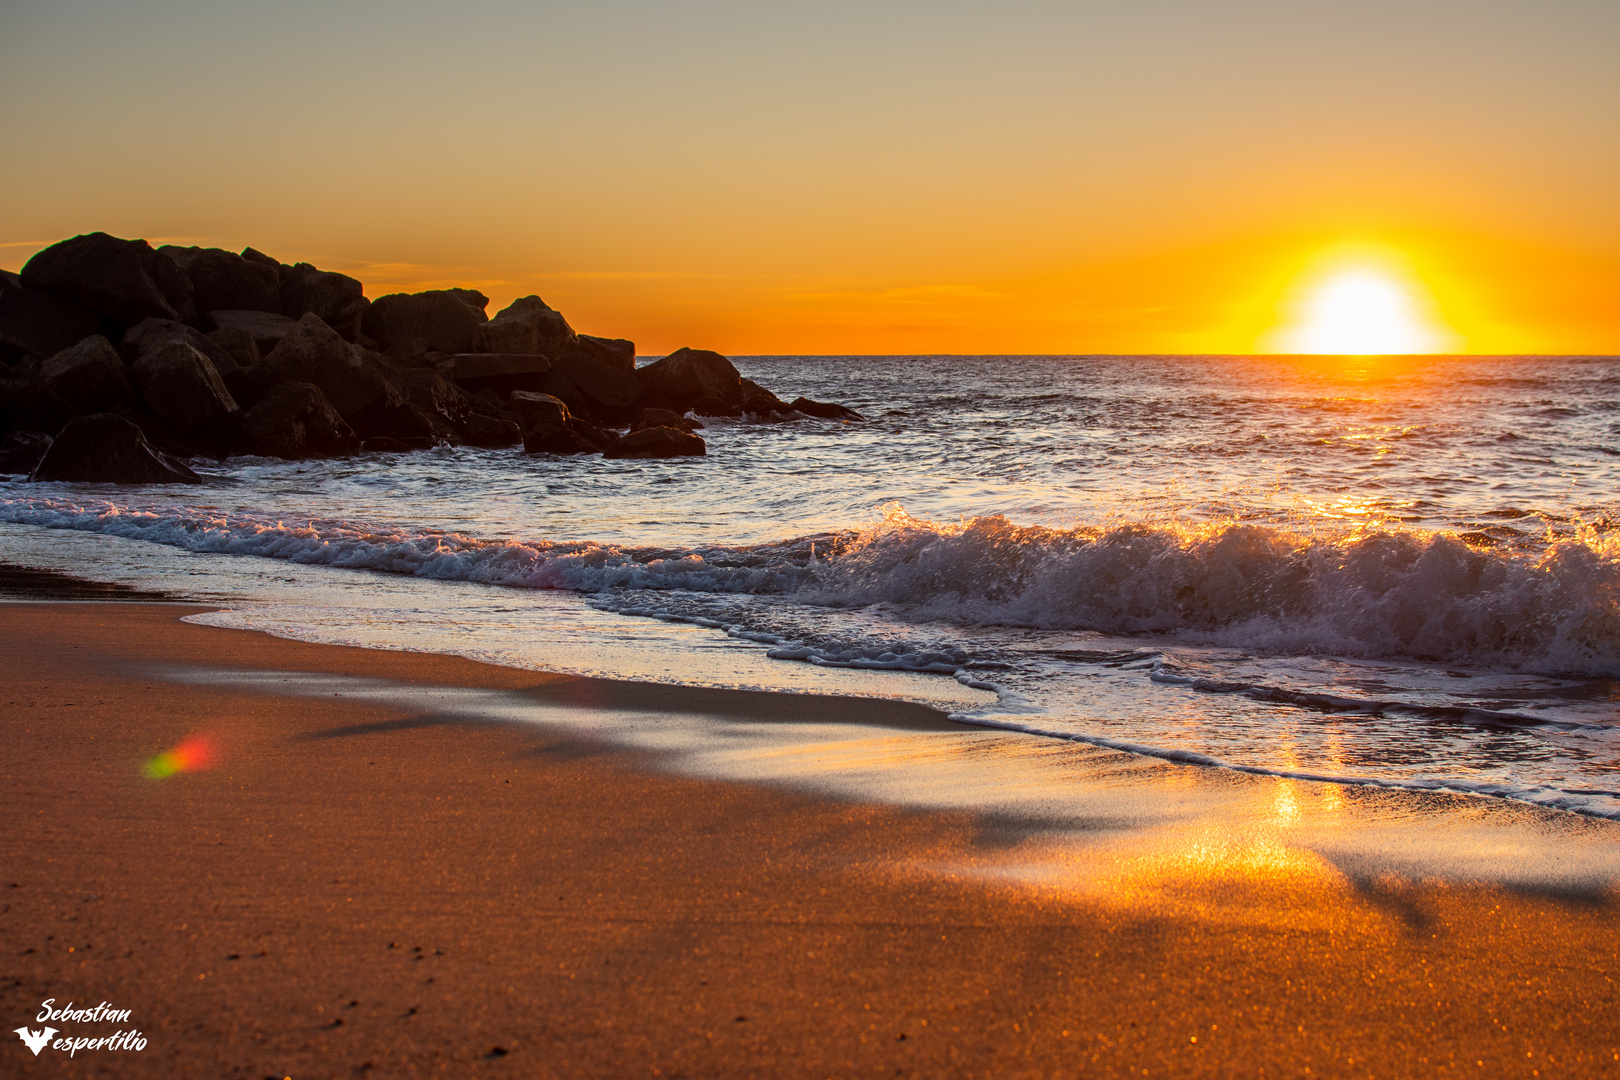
142, 734, 218, 779
1266, 258, 1458, 354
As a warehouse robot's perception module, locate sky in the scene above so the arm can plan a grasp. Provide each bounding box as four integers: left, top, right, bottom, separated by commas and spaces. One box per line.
1, 0, 1616, 355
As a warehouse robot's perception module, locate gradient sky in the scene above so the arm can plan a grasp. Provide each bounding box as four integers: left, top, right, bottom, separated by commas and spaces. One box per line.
2, 0, 1616, 354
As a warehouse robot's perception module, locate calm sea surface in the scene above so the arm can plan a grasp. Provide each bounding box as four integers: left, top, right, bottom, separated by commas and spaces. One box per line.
5, 354, 1620, 816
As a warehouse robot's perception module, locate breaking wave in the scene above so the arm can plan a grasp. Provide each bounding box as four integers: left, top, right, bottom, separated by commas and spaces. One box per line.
809, 504, 1620, 677
3, 495, 1618, 676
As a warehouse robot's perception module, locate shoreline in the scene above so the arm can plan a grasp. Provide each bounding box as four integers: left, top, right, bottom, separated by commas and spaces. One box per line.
1, 601, 1617, 1076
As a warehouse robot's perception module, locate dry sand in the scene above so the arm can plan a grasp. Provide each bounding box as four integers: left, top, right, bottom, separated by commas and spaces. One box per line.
1, 602, 1616, 1078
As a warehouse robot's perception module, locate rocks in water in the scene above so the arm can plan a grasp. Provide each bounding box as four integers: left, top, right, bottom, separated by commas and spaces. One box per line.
362, 290, 489, 354
0, 431, 52, 474
0, 282, 102, 360
240, 382, 360, 459
396, 368, 473, 430
603, 425, 706, 459
257, 313, 402, 430
159, 246, 281, 315
21, 233, 197, 330
30, 412, 201, 484
131, 339, 239, 438
741, 378, 793, 419
359, 436, 413, 453
278, 263, 367, 342
509, 391, 571, 432
450, 353, 553, 396
790, 396, 863, 421
630, 407, 702, 434
545, 349, 644, 424
473, 296, 575, 357
208, 309, 299, 357
40, 336, 135, 415
524, 418, 609, 455
635, 347, 743, 413
3, 230, 844, 466
689, 395, 741, 418
512, 391, 607, 455
461, 412, 522, 448
576, 334, 636, 373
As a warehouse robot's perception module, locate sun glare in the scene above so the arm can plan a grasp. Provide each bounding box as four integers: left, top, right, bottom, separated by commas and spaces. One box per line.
1267, 260, 1457, 355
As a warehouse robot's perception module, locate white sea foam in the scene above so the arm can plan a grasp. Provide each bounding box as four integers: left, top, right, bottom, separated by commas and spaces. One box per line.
3, 494, 1618, 678
807, 504, 1620, 677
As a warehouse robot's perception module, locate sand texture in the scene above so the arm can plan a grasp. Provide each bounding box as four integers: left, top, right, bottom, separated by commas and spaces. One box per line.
1, 602, 1617, 1077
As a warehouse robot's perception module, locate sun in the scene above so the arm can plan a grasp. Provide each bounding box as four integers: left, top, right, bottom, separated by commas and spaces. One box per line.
1265, 258, 1459, 355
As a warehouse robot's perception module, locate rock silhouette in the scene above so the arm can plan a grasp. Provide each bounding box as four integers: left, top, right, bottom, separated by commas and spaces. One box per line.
0, 230, 864, 478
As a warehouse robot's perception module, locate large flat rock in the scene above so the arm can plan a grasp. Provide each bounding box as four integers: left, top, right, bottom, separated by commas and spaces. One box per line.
450, 354, 553, 380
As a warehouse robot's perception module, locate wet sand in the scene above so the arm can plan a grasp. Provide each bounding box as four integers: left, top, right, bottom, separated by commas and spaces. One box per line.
1, 602, 1616, 1077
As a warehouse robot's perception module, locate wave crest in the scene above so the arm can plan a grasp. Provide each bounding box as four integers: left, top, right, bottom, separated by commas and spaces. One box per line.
809, 504, 1620, 674
4, 495, 1618, 675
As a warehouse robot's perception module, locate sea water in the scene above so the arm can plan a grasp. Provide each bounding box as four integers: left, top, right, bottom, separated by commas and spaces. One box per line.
4, 353, 1620, 820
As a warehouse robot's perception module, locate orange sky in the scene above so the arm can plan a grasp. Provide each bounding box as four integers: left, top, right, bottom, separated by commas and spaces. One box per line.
2, 1, 1616, 355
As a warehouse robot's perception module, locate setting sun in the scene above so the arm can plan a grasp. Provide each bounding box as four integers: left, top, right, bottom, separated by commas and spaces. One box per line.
1266, 260, 1459, 355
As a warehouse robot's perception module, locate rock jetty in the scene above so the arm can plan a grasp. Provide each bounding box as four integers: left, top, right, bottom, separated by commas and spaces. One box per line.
0, 232, 863, 482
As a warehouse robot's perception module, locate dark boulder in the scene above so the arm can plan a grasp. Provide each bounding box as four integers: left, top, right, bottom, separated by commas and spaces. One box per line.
207, 325, 260, 370
445, 288, 489, 315
509, 391, 571, 432
790, 396, 863, 421
359, 436, 414, 453
396, 367, 473, 429
131, 339, 239, 438
21, 233, 196, 329
689, 395, 741, 418
511, 391, 607, 455
0, 431, 52, 475
383, 337, 434, 368
240, 247, 283, 273
449, 353, 553, 396
257, 313, 402, 425
0, 282, 102, 360
546, 348, 644, 423
462, 413, 521, 448
239, 382, 359, 459
630, 407, 702, 434
394, 366, 527, 445
39, 335, 135, 414
740, 378, 792, 418
635, 347, 743, 412
576, 334, 636, 373
524, 417, 610, 455
374, 401, 455, 445
200, 325, 262, 412
209, 309, 299, 357
123, 318, 243, 377
602, 425, 706, 460
278, 263, 367, 341
159, 246, 281, 315
474, 296, 575, 356
362, 290, 488, 353
31, 412, 201, 484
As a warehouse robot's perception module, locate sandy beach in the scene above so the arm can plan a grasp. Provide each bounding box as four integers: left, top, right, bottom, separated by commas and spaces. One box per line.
0, 600, 1614, 1078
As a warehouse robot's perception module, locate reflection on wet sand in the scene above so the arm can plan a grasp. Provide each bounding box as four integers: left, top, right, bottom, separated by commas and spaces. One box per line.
162, 664, 1620, 907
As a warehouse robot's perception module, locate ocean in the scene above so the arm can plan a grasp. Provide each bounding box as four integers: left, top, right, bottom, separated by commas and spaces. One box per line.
4, 353, 1620, 822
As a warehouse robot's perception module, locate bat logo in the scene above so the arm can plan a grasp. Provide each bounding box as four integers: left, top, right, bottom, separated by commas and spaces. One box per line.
14, 1026, 56, 1056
